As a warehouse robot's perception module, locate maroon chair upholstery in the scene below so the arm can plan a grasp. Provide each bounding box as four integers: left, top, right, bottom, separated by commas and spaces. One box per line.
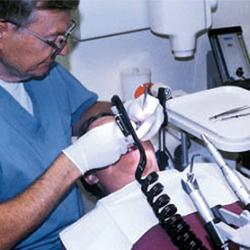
132, 202, 242, 250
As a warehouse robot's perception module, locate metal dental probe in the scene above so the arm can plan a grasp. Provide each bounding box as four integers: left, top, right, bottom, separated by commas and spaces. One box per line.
201, 134, 250, 211
220, 112, 250, 121
209, 105, 250, 120
142, 84, 148, 110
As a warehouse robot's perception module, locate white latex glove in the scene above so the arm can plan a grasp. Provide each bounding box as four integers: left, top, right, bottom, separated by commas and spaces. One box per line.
217, 221, 250, 248
124, 94, 164, 141
63, 122, 129, 174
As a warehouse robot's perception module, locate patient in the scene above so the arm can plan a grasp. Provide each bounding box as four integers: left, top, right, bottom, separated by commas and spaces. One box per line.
60, 114, 245, 250
80, 114, 159, 197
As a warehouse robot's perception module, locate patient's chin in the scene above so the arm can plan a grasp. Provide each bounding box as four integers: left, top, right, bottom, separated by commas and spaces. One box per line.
118, 144, 159, 178
124, 148, 140, 162
142, 166, 156, 177
142, 157, 159, 177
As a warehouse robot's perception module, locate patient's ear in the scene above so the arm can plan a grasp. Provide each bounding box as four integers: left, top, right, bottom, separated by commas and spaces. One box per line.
84, 174, 99, 185
0, 21, 7, 34
0, 21, 8, 44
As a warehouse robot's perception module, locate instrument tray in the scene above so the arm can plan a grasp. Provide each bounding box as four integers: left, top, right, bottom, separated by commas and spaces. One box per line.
166, 86, 250, 152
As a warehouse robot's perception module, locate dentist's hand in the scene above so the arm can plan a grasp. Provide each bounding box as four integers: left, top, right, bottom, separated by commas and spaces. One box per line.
124, 94, 164, 141
63, 122, 128, 174
217, 221, 250, 248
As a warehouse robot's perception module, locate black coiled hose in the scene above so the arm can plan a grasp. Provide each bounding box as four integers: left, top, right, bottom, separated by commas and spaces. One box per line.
111, 95, 208, 250
140, 172, 206, 250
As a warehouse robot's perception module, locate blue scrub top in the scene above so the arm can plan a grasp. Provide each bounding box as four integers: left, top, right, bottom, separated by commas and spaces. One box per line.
0, 63, 98, 249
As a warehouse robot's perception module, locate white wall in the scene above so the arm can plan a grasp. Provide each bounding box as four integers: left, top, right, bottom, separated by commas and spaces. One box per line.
65, 0, 250, 101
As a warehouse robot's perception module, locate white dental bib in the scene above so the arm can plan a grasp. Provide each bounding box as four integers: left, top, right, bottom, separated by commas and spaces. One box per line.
60, 163, 248, 250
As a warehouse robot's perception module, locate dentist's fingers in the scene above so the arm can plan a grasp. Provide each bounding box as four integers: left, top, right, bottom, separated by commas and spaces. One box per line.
136, 104, 164, 141
124, 94, 164, 141
125, 95, 159, 122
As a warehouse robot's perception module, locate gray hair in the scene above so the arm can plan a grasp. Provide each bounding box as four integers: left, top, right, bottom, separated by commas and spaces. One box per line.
0, 0, 79, 26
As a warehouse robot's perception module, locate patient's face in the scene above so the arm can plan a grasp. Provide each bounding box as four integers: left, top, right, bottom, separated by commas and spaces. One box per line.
85, 116, 159, 193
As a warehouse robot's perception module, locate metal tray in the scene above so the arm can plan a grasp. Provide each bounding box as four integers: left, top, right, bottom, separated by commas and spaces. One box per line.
166, 86, 250, 152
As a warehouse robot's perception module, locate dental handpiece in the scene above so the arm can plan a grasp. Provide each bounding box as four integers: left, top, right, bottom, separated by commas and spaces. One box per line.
182, 173, 228, 249
201, 134, 250, 211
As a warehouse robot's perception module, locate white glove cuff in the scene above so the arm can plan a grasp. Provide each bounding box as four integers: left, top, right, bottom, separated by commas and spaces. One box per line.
62, 148, 86, 175
63, 122, 129, 175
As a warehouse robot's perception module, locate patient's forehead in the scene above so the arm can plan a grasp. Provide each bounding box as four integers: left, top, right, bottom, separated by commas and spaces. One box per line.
89, 116, 114, 130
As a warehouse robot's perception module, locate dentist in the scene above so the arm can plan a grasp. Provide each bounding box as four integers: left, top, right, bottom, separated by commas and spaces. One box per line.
0, 1, 163, 250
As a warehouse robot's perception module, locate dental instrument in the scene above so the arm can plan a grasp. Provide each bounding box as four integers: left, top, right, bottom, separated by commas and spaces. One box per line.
220, 112, 250, 121
201, 134, 250, 211
208, 105, 250, 120
182, 155, 229, 250
142, 84, 148, 111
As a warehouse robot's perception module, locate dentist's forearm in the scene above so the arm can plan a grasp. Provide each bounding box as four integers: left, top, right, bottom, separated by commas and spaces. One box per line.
0, 154, 81, 250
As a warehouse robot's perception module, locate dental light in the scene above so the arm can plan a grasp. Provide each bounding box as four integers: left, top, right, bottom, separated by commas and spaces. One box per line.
148, 0, 218, 58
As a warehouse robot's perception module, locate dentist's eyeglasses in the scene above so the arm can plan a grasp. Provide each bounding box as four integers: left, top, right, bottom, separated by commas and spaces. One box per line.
5, 19, 77, 58
22, 19, 77, 58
